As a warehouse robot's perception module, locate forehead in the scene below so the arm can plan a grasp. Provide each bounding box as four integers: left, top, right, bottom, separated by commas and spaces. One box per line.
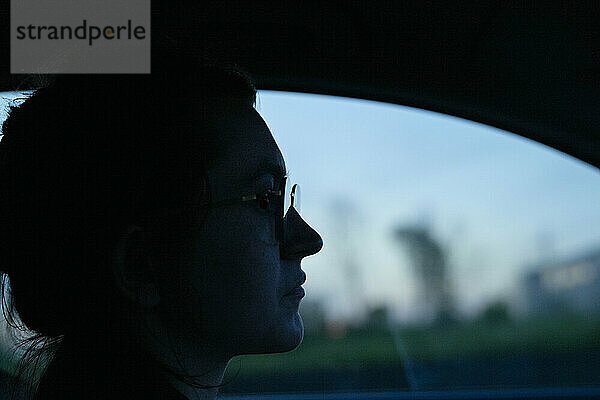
204, 101, 285, 188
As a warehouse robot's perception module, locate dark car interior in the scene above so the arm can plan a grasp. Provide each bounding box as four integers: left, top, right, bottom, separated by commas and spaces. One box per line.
0, 2, 599, 399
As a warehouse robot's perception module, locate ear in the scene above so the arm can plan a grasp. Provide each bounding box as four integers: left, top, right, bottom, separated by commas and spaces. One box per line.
112, 224, 160, 308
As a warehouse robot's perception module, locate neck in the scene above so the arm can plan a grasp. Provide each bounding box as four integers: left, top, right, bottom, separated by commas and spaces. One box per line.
135, 313, 230, 400
146, 344, 229, 400
164, 372, 224, 400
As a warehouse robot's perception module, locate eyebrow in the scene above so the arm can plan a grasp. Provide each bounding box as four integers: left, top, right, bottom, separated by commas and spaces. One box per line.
254, 158, 288, 180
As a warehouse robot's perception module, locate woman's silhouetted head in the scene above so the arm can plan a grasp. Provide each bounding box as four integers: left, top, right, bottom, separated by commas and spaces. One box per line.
0, 48, 322, 399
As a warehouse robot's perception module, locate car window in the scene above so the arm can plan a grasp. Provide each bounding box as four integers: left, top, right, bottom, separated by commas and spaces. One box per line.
1, 90, 599, 396
219, 91, 600, 395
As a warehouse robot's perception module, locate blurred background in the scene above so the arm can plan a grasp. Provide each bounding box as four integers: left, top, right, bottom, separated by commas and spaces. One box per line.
1, 90, 599, 395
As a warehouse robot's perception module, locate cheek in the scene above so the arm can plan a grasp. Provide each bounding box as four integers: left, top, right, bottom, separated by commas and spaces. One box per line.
202, 206, 281, 285
186, 209, 283, 335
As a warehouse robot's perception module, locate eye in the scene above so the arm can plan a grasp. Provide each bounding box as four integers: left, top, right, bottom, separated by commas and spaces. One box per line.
258, 189, 279, 211
258, 193, 271, 210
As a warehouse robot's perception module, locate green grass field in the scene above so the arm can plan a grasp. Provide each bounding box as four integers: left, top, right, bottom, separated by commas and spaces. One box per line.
226, 314, 600, 376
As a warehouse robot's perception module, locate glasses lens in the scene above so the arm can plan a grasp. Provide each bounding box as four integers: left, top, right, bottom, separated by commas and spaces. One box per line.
290, 183, 301, 213
283, 177, 292, 213
276, 177, 287, 242
279, 181, 301, 244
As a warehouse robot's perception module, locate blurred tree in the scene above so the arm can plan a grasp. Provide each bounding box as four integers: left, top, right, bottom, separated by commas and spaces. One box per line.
365, 304, 390, 332
393, 225, 455, 324
478, 300, 510, 324
329, 198, 366, 323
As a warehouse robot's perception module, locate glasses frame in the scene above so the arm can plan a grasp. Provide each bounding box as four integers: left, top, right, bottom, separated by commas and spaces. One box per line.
205, 176, 297, 243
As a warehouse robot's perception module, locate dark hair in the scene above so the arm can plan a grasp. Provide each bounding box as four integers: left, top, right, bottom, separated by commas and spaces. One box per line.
0, 49, 256, 398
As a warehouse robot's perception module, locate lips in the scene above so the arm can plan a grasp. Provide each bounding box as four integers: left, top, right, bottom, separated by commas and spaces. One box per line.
285, 286, 305, 298
284, 271, 306, 296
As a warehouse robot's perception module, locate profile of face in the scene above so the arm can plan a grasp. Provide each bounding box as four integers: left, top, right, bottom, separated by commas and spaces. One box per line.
138, 98, 323, 363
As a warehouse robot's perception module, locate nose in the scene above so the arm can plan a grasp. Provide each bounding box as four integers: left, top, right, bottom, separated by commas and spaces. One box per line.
280, 207, 323, 260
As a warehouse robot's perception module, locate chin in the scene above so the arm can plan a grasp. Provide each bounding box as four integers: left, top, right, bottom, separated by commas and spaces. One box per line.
242, 312, 304, 355
271, 312, 305, 353
231, 312, 305, 356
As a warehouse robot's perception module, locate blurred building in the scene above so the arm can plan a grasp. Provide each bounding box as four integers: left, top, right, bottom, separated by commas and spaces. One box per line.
520, 247, 600, 315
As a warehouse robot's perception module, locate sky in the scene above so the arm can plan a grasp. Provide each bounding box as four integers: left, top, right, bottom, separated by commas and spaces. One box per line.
256, 90, 600, 322
1, 90, 599, 323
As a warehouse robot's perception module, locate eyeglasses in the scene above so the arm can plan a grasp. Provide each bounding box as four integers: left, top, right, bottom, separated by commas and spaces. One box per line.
206, 176, 300, 243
